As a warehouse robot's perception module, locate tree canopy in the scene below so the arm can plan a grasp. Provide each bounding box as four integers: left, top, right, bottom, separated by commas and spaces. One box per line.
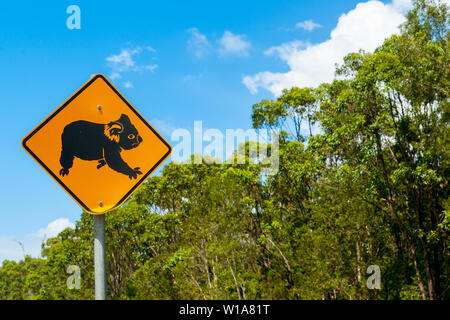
1, 0, 448, 300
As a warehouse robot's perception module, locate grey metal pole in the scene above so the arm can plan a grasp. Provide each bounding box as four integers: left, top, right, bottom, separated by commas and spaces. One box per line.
93, 214, 106, 300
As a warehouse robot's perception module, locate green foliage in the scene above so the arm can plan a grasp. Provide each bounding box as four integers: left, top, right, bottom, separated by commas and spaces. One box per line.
252, 87, 317, 142
0, 0, 448, 300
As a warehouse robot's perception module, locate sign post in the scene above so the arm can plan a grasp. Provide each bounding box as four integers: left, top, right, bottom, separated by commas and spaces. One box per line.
22, 74, 172, 300
93, 214, 106, 300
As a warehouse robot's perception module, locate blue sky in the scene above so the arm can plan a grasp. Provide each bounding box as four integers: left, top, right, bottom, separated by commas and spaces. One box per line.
0, 0, 414, 261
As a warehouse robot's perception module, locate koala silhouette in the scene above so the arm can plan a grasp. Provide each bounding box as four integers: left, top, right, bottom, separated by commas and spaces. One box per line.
59, 114, 143, 179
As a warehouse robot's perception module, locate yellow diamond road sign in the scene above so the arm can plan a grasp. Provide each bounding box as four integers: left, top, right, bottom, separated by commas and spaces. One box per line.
22, 74, 172, 214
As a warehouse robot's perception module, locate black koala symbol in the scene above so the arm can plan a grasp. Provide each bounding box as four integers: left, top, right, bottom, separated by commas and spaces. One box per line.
59, 114, 143, 179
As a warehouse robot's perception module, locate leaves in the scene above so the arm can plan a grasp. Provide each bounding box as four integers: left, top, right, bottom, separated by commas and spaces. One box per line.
0, 0, 448, 300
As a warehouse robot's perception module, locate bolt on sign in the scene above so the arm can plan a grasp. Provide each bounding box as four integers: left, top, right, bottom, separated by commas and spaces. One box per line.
22, 74, 172, 214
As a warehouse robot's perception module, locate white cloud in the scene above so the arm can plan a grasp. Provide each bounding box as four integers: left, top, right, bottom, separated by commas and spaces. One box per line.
186, 28, 212, 58
106, 48, 140, 72
218, 31, 251, 56
105, 46, 158, 87
35, 218, 75, 239
391, 0, 414, 12
143, 64, 158, 72
110, 72, 121, 80
183, 73, 203, 82
124, 81, 134, 89
145, 46, 157, 53
295, 20, 322, 31
0, 218, 75, 263
242, 0, 408, 96
186, 29, 252, 58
